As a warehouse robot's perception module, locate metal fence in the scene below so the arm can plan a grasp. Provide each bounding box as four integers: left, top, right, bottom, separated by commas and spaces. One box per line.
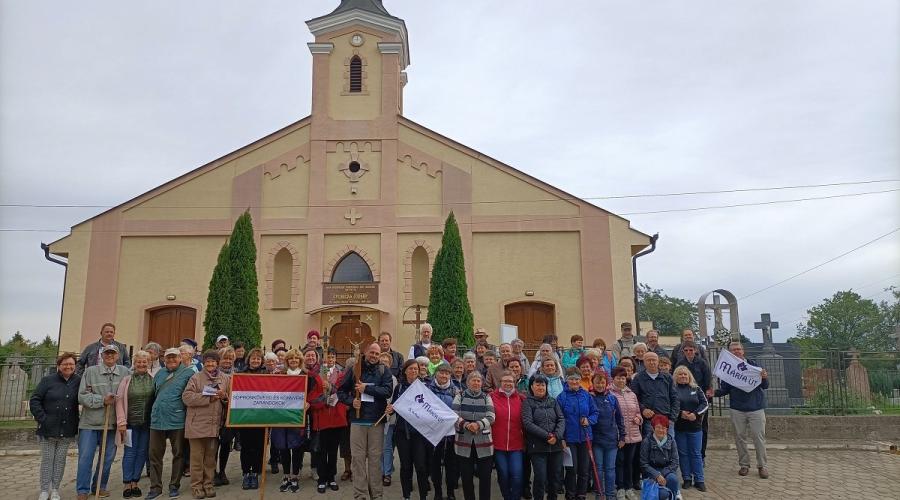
0, 356, 59, 421
705, 346, 900, 416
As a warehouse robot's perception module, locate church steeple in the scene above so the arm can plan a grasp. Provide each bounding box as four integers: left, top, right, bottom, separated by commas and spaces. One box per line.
306, 1, 409, 120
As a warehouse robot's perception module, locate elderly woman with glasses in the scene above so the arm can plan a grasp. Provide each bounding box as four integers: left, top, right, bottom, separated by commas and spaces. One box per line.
453, 371, 495, 500
115, 350, 156, 499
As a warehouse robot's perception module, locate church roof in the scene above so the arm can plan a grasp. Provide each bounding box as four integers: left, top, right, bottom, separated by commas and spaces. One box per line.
309, 0, 401, 23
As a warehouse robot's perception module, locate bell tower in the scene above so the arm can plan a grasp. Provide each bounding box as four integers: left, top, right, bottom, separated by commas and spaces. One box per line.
306, 0, 409, 125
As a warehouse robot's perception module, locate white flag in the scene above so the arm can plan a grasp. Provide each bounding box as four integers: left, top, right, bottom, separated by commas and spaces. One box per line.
714, 349, 763, 393
392, 379, 458, 446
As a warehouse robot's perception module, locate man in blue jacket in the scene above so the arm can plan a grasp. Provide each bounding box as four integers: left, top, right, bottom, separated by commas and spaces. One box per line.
630, 352, 679, 436
146, 348, 195, 499
714, 342, 770, 479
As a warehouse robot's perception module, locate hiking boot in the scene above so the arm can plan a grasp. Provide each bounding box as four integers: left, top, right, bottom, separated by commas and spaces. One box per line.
738, 466, 749, 476
168, 486, 180, 498
758, 467, 769, 479
695, 482, 707, 492
241, 474, 251, 490
250, 473, 259, 489
190, 487, 205, 499
682, 479, 692, 489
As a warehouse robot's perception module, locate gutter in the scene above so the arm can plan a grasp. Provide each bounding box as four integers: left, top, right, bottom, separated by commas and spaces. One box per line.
632, 233, 659, 334
41, 243, 68, 354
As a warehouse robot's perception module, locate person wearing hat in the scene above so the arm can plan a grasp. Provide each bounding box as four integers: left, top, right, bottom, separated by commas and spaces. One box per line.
427, 362, 459, 500
612, 322, 645, 360
556, 369, 599, 500
271, 339, 287, 352
640, 415, 681, 500
215, 335, 230, 349
76, 344, 129, 500
76, 322, 131, 375
473, 327, 497, 352
145, 348, 195, 500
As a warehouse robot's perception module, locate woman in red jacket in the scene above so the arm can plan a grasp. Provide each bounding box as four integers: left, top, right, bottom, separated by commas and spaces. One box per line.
490, 370, 526, 500
309, 347, 347, 494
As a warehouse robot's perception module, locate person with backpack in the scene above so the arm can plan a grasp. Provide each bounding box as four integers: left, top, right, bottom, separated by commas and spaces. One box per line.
611, 323, 644, 360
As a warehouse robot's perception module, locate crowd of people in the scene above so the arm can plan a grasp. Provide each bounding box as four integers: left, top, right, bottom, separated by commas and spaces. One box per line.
29, 321, 771, 500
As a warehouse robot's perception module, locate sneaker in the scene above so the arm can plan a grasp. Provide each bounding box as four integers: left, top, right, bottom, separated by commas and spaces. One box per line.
250, 473, 260, 490
190, 488, 205, 499
674, 494, 683, 500
758, 467, 769, 479
168, 486, 180, 498
682, 479, 692, 489
695, 482, 707, 492
329, 481, 338, 491
145, 490, 163, 500
279, 477, 291, 492
133, 488, 143, 498
738, 466, 749, 476
50, 491, 61, 500
317, 483, 327, 494
241, 474, 251, 490
124, 488, 134, 498
616, 490, 626, 500
625, 489, 637, 500
290, 478, 300, 493
383, 475, 391, 487
39, 492, 50, 500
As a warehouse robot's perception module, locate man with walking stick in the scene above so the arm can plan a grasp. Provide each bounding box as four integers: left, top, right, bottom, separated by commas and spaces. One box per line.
76, 344, 128, 500
337, 343, 393, 500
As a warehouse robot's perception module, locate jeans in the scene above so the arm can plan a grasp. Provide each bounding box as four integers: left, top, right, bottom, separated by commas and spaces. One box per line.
615, 442, 638, 490
592, 446, 617, 497
530, 451, 561, 500
654, 472, 680, 500
76, 428, 117, 494
382, 423, 395, 476
122, 426, 151, 483
675, 430, 704, 483
494, 450, 523, 500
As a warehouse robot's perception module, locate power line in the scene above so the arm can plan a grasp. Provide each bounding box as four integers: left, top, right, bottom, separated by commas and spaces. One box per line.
739, 227, 900, 301
781, 285, 899, 327
2, 190, 898, 234
0, 179, 897, 210
772, 272, 900, 323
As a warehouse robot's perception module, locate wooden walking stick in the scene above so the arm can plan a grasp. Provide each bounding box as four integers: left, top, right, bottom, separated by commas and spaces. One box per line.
95, 402, 112, 499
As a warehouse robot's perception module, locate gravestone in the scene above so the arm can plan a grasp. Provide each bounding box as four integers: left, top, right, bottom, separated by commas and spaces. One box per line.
845, 351, 871, 402
753, 313, 791, 412
0, 360, 29, 418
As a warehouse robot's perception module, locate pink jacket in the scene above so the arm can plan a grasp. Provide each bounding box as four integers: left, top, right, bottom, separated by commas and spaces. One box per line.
610, 384, 643, 444
114, 373, 154, 446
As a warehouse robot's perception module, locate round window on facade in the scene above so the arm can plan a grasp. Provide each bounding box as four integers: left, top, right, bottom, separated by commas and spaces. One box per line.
348, 161, 361, 173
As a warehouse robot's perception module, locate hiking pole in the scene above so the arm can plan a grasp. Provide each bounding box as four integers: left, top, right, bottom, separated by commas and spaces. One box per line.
584, 428, 603, 497
95, 402, 112, 499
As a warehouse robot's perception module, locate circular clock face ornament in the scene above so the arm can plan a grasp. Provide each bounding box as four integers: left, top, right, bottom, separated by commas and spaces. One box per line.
351, 34, 364, 47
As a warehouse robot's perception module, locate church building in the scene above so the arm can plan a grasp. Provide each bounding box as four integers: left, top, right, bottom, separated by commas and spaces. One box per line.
47, 0, 652, 355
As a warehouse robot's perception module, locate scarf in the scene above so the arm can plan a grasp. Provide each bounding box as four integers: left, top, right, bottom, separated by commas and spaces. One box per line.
427, 360, 443, 376
654, 435, 668, 447
286, 367, 303, 376
433, 378, 452, 390
501, 387, 515, 397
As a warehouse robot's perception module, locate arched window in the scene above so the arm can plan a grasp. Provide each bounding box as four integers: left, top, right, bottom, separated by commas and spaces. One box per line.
331, 251, 373, 283
411, 246, 429, 305
272, 248, 293, 309
349, 56, 362, 93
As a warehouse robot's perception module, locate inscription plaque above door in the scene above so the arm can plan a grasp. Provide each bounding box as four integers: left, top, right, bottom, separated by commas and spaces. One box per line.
323, 283, 379, 305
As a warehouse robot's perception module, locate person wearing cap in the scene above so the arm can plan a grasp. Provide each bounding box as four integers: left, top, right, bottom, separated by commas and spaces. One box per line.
76, 322, 131, 375
76, 343, 129, 500
408, 323, 435, 360
630, 352, 679, 437
181, 338, 202, 363
640, 415, 681, 500
611, 323, 645, 360
145, 347, 195, 500
522, 374, 565, 500
215, 335, 230, 349
556, 369, 599, 500
473, 327, 497, 352
427, 361, 459, 500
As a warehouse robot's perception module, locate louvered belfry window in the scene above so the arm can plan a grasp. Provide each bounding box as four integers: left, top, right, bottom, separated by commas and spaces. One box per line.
349, 56, 363, 92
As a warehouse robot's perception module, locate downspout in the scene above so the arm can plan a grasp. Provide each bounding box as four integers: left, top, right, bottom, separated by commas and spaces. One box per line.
41, 243, 68, 354
632, 233, 659, 334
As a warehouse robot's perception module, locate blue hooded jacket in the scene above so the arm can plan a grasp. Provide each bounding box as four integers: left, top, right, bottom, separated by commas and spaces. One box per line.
591, 391, 625, 449
555, 385, 598, 443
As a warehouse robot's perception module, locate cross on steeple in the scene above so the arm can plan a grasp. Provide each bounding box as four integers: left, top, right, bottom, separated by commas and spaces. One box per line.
754, 313, 779, 350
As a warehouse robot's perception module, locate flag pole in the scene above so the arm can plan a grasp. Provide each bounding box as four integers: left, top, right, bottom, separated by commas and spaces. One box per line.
259, 427, 270, 500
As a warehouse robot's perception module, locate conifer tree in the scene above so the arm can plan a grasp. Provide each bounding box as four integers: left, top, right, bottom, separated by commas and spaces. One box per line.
427, 212, 474, 348
227, 211, 262, 350
202, 242, 232, 349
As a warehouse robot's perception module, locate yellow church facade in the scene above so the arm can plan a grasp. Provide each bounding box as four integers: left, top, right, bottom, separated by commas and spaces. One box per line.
47, 1, 651, 354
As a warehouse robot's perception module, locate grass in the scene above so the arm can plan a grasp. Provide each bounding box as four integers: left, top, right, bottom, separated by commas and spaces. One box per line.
0, 419, 35, 429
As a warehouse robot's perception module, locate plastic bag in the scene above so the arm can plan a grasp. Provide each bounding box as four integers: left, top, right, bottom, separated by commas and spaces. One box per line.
641, 478, 660, 500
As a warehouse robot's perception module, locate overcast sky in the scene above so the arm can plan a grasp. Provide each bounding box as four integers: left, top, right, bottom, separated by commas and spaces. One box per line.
1, 0, 898, 345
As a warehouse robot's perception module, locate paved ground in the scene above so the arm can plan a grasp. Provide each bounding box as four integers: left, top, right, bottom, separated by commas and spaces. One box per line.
3, 447, 898, 499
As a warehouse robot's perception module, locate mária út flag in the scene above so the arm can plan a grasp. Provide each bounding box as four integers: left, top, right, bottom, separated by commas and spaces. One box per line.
713, 349, 763, 393
227, 374, 308, 427
392, 379, 458, 446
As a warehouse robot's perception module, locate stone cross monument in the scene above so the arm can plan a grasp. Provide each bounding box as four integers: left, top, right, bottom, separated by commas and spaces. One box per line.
697, 289, 741, 343
753, 313, 790, 411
